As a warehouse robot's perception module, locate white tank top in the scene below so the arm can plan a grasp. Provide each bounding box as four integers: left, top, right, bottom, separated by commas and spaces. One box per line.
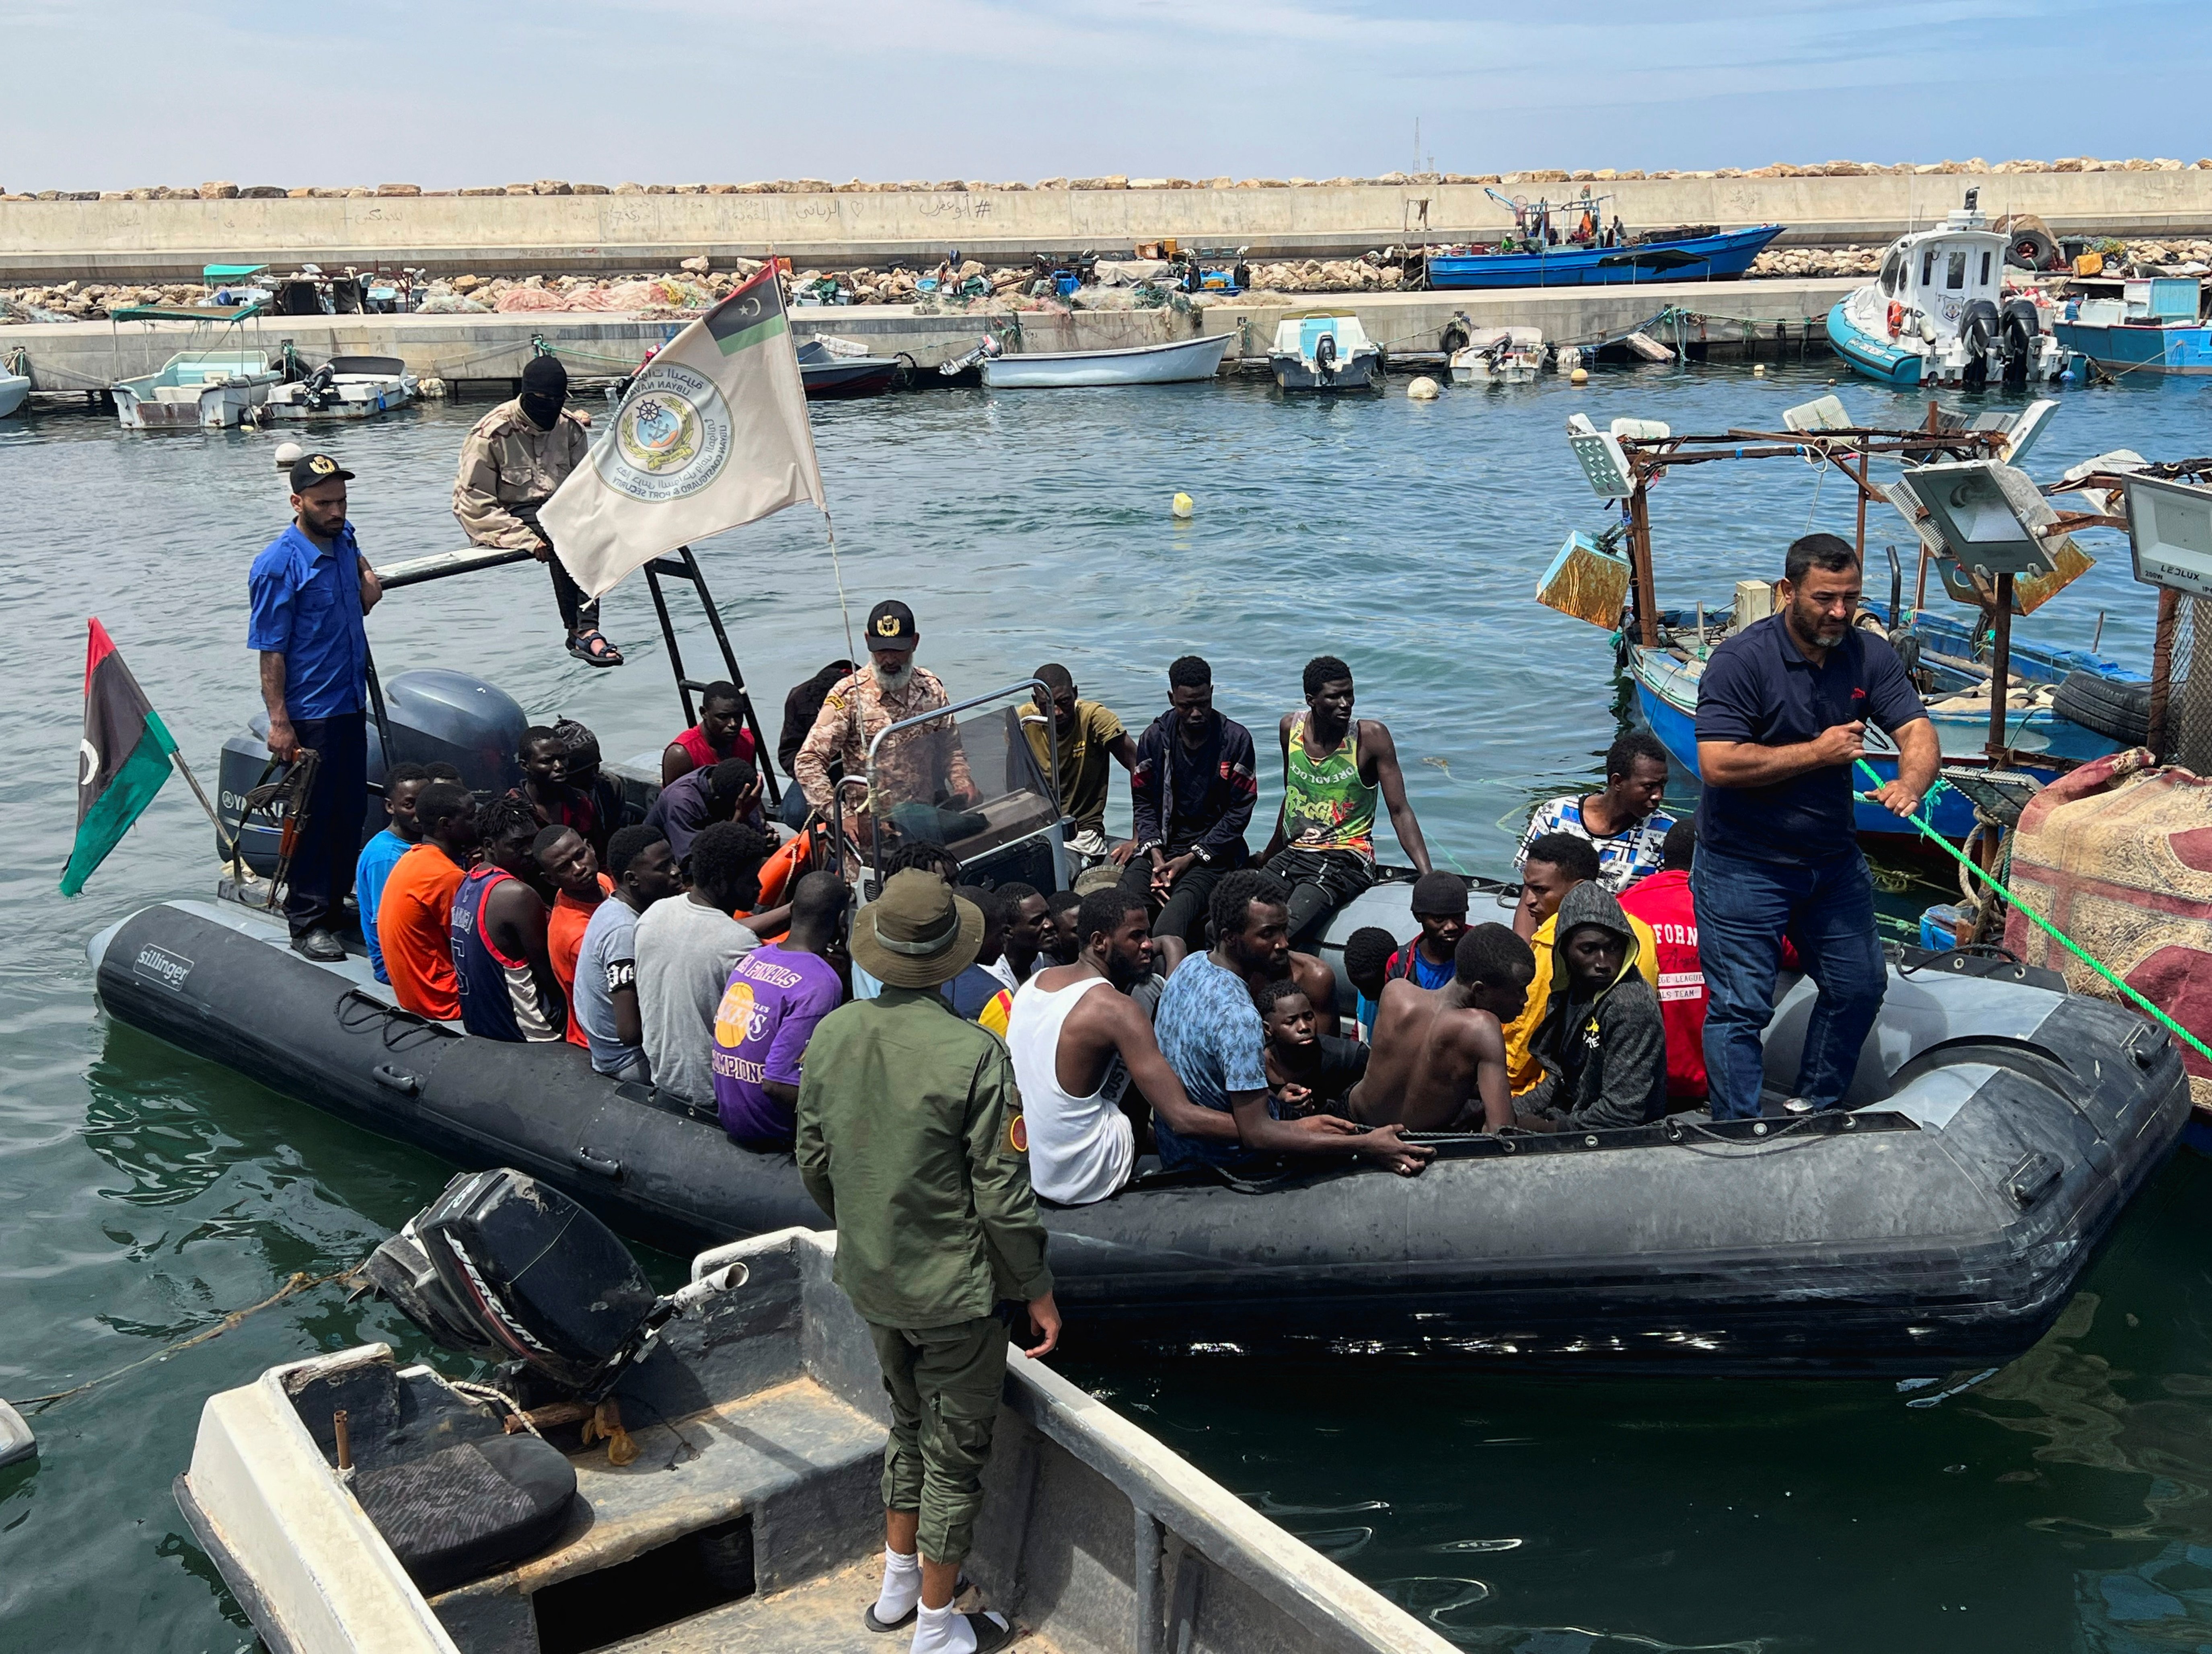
1005, 973, 1136, 1206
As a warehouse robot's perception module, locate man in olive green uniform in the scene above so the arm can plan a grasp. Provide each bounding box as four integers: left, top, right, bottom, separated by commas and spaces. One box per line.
797, 870, 1059, 1654
451, 355, 621, 668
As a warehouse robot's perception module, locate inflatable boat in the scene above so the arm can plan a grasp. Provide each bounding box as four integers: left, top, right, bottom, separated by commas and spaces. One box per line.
90, 662, 2189, 1376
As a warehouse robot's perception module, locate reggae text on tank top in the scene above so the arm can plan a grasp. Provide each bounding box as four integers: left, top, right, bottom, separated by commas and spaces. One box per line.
450, 865, 563, 1042
1282, 713, 1377, 860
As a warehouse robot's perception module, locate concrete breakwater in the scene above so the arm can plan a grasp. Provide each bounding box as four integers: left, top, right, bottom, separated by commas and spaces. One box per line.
7, 161, 2212, 283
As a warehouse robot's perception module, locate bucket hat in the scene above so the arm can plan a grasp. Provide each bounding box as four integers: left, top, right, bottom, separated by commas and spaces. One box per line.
849, 870, 983, 988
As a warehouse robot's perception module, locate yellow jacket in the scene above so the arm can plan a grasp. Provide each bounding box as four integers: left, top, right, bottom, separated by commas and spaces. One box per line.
1503, 906, 1660, 1094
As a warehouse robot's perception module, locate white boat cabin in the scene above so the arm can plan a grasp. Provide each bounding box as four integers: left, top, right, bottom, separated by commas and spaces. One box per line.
1872, 206, 2007, 342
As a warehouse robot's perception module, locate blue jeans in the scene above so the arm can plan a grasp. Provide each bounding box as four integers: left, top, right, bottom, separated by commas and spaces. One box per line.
778, 781, 812, 830
1691, 842, 1886, 1120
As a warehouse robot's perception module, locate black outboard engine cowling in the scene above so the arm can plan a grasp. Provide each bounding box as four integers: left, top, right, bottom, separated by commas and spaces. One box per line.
2001, 297, 2041, 386
1959, 298, 2001, 386
366, 1169, 664, 1399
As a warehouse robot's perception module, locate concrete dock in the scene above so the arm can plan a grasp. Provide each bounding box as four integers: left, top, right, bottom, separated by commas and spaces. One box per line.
6, 169, 2212, 282
4, 277, 1859, 395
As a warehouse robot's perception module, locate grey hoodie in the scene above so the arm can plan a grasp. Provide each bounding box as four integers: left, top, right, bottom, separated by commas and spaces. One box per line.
1522, 882, 1669, 1131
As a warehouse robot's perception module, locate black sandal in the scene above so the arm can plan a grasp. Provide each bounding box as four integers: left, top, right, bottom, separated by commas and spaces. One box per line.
566, 629, 623, 668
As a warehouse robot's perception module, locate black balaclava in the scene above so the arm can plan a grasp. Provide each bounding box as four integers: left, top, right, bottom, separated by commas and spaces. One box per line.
519, 355, 568, 430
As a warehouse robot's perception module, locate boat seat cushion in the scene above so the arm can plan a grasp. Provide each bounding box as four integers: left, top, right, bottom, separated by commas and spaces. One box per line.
151, 385, 205, 402
353, 1432, 578, 1596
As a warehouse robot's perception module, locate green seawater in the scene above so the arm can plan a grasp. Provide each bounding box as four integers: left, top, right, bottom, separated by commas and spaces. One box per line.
4, 362, 2210, 1651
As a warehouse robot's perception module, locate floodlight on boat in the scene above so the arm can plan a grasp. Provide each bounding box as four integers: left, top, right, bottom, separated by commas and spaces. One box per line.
1567, 423, 1636, 500
1900, 460, 2062, 580
1995, 399, 2058, 466
2121, 473, 2212, 602
1782, 394, 1853, 433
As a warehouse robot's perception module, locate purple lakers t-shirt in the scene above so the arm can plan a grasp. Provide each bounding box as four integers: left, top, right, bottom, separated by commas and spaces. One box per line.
711, 943, 844, 1145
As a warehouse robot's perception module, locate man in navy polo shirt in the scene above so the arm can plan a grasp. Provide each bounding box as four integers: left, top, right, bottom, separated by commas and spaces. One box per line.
248, 453, 381, 960
1692, 533, 1937, 1120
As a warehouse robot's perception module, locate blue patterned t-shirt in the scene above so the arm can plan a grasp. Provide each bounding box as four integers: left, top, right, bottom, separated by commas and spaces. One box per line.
1153, 954, 1272, 1172
1516, 795, 1675, 894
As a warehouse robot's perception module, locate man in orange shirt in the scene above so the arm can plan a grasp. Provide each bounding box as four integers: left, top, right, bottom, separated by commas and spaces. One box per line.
536, 824, 614, 1049
378, 781, 479, 1020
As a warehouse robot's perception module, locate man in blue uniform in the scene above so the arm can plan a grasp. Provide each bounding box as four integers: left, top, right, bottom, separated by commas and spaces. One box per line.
1692, 533, 1937, 1120
247, 453, 380, 960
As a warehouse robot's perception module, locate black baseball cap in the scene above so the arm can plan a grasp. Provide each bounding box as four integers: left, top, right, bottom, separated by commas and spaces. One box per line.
864, 600, 919, 651
288, 452, 355, 492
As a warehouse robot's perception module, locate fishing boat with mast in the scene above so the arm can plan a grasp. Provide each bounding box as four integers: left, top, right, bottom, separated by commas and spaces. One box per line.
1423, 188, 1784, 290
1538, 393, 2144, 847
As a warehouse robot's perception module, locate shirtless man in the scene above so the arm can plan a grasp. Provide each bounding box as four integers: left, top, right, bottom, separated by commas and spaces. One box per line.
1351, 923, 1536, 1133
1007, 887, 1371, 1204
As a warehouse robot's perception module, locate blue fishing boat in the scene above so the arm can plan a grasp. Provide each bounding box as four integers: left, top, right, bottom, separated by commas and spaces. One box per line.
2052, 277, 2212, 377
1427, 224, 1784, 290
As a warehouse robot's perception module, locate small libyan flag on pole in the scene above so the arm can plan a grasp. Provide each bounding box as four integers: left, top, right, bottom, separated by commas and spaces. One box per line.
61, 618, 177, 897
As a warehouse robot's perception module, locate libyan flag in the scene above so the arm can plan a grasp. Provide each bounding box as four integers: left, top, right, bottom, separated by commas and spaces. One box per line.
538, 261, 827, 600
61, 618, 177, 896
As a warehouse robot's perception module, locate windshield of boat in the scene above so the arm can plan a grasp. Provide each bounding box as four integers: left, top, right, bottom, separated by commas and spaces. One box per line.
864, 683, 1060, 884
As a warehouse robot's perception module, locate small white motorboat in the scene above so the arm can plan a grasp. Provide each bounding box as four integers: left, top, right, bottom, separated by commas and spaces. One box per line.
1827, 189, 2071, 389
0, 372, 29, 419
264, 355, 420, 421
175, 1177, 1449, 1654
112, 349, 280, 429
1449, 325, 1546, 384
979, 329, 1234, 388
1268, 311, 1383, 391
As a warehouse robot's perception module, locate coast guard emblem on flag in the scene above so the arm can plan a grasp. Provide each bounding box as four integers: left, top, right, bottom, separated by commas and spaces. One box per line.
601, 364, 733, 503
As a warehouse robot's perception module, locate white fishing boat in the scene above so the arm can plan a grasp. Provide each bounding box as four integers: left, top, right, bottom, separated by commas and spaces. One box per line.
264, 355, 421, 421
0, 372, 29, 418
175, 1190, 1452, 1654
1827, 189, 2071, 389
1268, 311, 1384, 391
979, 329, 1234, 388
111, 349, 280, 429
1449, 325, 1546, 384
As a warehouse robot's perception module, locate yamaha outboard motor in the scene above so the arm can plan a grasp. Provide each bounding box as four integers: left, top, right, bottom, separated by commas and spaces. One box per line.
2001, 297, 2042, 386
1959, 298, 2001, 388
365, 1169, 744, 1403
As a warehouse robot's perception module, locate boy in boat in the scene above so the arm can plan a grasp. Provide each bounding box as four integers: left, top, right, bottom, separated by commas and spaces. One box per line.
1381, 871, 1471, 991
511, 726, 609, 861
643, 756, 765, 863
572, 826, 683, 1083
379, 780, 478, 1022
535, 825, 614, 1053
1260, 656, 1432, 943
713, 871, 848, 1152
450, 795, 565, 1043
1513, 884, 1669, 1132
1040, 887, 1085, 968
635, 820, 769, 1111
1515, 729, 1675, 894
797, 871, 1056, 1654
1349, 925, 1534, 1133
1256, 979, 1368, 1118
1341, 925, 1399, 1040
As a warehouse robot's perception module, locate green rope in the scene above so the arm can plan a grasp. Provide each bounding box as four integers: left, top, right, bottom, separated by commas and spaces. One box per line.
1854, 759, 2211, 1064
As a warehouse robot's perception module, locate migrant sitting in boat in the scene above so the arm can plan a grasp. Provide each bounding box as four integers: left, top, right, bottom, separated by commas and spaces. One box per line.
1515, 728, 1676, 893
662, 678, 759, 785
1347, 924, 1534, 1132
570, 825, 680, 1084
1118, 654, 1260, 970
451, 794, 566, 1044
1024, 663, 1138, 865
1502, 834, 1661, 1094
1512, 884, 1670, 1132
1262, 654, 1433, 943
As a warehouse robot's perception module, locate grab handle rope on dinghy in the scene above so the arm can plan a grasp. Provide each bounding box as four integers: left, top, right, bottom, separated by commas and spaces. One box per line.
1854, 760, 2212, 1066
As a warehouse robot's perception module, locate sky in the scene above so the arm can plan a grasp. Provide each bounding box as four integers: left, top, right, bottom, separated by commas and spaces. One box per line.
3, 0, 2210, 192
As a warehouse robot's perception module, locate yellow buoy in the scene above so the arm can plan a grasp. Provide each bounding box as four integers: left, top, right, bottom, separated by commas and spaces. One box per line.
1569, 366, 1588, 385
1406, 376, 1441, 401
1171, 491, 1194, 518
1752, 363, 1767, 377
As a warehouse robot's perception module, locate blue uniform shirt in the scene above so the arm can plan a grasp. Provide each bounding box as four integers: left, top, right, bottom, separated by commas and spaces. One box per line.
1693, 613, 1927, 865
247, 522, 368, 721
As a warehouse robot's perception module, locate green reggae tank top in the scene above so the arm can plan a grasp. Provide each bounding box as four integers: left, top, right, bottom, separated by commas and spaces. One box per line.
1283, 713, 1377, 859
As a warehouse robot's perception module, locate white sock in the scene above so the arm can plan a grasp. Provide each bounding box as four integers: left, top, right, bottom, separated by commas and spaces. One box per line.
912, 1602, 1007, 1654
874, 1547, 920, 1625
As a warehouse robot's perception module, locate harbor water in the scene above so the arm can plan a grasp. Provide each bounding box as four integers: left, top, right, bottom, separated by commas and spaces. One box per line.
3, 362, 2210, 1651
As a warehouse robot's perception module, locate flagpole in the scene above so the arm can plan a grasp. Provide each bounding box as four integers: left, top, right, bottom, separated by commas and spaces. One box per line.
169, 748, 244, 869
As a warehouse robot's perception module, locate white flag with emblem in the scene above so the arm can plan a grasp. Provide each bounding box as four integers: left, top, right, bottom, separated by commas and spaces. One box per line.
538, 265, 826, 599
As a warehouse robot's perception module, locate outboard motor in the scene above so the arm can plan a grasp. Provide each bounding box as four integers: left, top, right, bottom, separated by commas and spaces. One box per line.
1959, 298, 2001, 388
300, 362, 339, 413
2000, 298, 2042, 386
217, 668, 526, 874
364, 1169, 746, 1404
1315, 330, 1339, 381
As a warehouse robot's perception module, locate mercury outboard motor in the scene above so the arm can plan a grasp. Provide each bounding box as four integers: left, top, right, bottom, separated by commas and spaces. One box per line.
364, 1169, 744, 1403
2001, 298, 2042, 386
1959, 298, 2001, 388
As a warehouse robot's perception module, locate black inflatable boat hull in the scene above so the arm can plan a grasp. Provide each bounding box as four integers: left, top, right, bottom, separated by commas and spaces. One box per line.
94, 899, 2189, 1375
